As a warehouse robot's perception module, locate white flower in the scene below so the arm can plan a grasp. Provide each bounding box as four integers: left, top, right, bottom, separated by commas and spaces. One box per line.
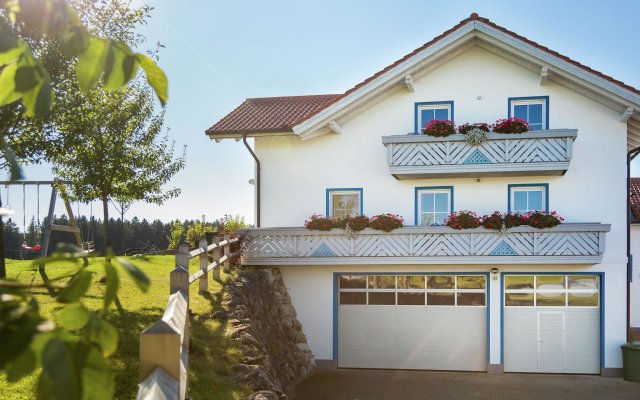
465, 128, 488, 146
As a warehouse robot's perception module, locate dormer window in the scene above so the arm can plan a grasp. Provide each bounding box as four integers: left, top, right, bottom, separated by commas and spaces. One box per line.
508, 96, 549, 130
414, 101, 454, 133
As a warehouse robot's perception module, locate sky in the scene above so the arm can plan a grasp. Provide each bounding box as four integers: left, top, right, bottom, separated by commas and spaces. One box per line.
14, 0, 640, 228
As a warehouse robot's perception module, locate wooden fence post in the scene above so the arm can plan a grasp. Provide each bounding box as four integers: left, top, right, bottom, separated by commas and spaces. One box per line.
198, 238, 208, 292
223, 234, 231, 273
172, 243, 190, 295
212, 237, 220, 281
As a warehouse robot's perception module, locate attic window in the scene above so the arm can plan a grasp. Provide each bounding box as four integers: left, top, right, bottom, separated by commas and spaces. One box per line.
414, 101, 454, 133
508, 96, 549, 130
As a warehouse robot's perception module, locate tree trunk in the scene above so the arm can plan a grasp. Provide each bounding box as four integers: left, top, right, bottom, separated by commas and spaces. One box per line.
0, 215, 5, 279
102, 196, 111, 263
121, 211, 125, 255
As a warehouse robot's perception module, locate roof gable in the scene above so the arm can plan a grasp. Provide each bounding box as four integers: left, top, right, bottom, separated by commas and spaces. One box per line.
207, 13, 640, 143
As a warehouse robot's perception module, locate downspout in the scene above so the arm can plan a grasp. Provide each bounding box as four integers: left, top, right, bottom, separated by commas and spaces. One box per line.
243, 134, 260, 227
627, 146, 640, 341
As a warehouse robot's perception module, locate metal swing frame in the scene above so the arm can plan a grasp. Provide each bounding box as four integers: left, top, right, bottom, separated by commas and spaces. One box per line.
0, 180, 89, 269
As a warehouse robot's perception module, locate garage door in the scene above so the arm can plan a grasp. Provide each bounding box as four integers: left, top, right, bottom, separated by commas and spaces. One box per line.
338, 274, 487, 371
503, 274, 600, 374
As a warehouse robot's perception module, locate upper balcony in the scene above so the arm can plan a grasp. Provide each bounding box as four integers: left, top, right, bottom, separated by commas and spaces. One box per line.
381, 129, 577, 179
240, 223, 610, 266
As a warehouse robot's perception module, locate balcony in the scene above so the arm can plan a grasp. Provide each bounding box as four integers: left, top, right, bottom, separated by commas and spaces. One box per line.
240, 223, 610, 266
381, 129, 577, 179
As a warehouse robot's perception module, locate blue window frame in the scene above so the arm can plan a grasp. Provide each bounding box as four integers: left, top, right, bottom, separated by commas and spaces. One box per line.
414, 101, 454, 133
508, 184, 549, 213
508, 96, 549, 130
326, 188, 363, 218
415, 186, 453, 225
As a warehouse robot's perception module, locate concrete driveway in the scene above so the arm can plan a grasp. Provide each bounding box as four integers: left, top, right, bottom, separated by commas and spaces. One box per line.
295, 369, 640, 400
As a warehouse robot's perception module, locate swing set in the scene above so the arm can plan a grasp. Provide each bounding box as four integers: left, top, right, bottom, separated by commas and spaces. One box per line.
0, 180, 96, 264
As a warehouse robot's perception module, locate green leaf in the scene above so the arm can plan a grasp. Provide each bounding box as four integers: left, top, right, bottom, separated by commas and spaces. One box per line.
0, 135, 24, 180
85, 315, 118, 357
0, 63, 22, 105
62, 24, 89, 57
57, 303, 90, 330
136, 54, 168, 105
40, 339, 80, 400
80, 346, 114, 400
58, 270, 93, 303
0, 45, 24, 66
76, 38, 108, 90
96, 321, 118, 358
103, 41, 138, 91
103, 263, 119, 313
14, 65, 39, 92
21, 75, 52, 117
6, 348, 36, 382
116, 257, 150, 292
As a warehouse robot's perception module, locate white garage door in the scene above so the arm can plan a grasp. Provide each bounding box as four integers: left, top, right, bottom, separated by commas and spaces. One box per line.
338, 274, 487, 371
503, 274, 600, 374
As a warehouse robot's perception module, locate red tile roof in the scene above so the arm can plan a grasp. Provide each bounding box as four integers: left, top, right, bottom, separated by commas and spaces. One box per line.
207, 13, 639, 136
206, 94, 340, 135
631, 178, 640, 222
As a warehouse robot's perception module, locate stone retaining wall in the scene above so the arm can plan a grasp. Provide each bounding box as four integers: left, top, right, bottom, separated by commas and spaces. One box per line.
220, 267, 315, 399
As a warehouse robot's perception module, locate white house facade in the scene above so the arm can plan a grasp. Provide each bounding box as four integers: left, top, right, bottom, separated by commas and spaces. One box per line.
208, 14, 640, 376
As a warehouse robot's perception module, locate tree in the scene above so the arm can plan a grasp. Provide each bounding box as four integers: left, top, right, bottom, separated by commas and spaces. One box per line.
50, 83, 185, 259
167, 220, 183, 250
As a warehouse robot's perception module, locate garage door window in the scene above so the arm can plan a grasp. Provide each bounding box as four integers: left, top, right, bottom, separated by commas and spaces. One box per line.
504, 274, 599, 307
339, 274, 486, 306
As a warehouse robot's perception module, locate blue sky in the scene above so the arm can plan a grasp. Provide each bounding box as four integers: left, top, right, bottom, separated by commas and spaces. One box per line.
17, 0, 640, 226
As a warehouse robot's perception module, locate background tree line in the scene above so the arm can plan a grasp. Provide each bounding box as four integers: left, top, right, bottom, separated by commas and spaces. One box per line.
2, 214, 247, 259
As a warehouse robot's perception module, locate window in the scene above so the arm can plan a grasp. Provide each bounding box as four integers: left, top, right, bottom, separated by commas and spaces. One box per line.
508, 184, 548, 213
504, 274, 599, 307
326, 188, 362, 218
414, 101, 454, 133
416, 187, 452, 225
338, 274, 486, 306
508, 96, 549, 130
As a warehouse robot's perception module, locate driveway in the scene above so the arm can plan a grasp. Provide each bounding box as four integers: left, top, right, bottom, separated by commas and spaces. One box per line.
295, 369, 640, 400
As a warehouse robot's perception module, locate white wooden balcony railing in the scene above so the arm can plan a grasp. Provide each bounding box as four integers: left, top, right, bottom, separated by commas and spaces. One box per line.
241, 223, 610, 265
381, 129, 577, 179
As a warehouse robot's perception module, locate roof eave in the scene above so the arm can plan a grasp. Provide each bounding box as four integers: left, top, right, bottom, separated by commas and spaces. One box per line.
206, 130, 296, 141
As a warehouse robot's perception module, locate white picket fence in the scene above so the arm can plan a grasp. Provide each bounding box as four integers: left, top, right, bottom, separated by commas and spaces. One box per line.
381, 129, 577, 178
137, 236, 238, 400
241, 223, 610, 265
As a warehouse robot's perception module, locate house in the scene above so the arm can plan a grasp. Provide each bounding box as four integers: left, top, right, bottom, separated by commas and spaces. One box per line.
207, 14, 640, 377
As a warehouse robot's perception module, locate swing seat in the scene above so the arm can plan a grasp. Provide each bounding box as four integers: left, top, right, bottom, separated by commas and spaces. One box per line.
20, 244, 41, 251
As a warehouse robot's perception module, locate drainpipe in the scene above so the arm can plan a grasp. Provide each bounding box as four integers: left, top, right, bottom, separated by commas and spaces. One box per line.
243, 134, 260, 227
627, 146, 640, 341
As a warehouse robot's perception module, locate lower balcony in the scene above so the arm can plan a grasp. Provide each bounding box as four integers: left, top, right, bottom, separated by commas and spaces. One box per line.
241, 223, 610, 265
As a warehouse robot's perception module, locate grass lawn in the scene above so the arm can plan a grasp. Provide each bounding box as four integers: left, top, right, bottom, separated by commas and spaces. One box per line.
0, 255, 250, 399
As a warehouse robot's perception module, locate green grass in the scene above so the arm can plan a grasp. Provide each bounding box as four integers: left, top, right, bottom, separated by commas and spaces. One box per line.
0, 255, 250, 400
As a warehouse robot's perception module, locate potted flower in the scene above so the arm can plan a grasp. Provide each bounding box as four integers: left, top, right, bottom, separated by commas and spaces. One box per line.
459, 122, 490, 134
369, 214, 404, 232
304, 214, 334, 231
493, 117, 529, 134
445, 211, 481, 230
422, 119, 456, 137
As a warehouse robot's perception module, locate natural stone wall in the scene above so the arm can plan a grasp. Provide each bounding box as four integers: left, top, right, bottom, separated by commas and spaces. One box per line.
218, 267, 315, 399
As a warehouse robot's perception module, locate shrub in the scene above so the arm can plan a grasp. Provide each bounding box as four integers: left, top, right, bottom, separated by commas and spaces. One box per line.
481, 211, 504, 230
459, 122, 490, 134
304, 214, 334, 231
422, 119, 456, 137
445, 211, 481, 230
334, 215, 370, 231
523, 211, 564, 229
493, 117, 529, 134
369, 214, 404, 232
504, 212, 527, 228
